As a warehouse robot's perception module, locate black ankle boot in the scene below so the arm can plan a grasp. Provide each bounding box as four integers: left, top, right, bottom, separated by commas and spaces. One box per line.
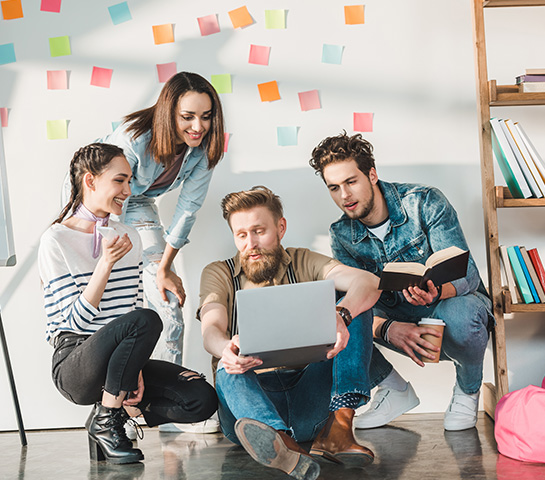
85, 403, 144, 464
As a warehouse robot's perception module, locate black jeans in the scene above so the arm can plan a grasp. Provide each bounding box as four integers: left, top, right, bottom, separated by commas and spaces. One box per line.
51, 309, 217, 426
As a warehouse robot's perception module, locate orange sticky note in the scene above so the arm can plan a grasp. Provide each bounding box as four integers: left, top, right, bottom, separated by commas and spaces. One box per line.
152, 24, 174, 45
257, 81, 281, 102
344, 5, 364, 25
1, 108, 8, 127
1, 0, 23, 20
228, 6, 253, 29
354, 112, 373, 132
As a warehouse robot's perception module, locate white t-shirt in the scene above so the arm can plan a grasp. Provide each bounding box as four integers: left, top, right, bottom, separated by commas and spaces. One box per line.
38, 220, 143, 345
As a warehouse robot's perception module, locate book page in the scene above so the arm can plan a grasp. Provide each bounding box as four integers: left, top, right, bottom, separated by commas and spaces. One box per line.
382, 262, 427, 276
425, 246, 465, 268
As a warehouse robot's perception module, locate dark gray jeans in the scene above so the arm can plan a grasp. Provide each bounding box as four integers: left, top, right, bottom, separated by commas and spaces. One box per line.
51, 309, 217, 426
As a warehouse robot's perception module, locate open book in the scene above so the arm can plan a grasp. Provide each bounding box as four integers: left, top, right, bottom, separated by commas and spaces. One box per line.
378, 246, 470, 291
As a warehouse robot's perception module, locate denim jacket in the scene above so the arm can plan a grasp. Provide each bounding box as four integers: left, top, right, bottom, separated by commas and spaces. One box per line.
100, 126, 213, 249
330, 180, 488, 299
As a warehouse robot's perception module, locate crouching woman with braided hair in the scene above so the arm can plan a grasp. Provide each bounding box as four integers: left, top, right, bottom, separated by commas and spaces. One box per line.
38, 143, 217, 464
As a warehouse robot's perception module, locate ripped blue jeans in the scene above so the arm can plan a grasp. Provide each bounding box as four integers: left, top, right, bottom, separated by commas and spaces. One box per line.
215, 308, 373, 444
123, 195, 184, 366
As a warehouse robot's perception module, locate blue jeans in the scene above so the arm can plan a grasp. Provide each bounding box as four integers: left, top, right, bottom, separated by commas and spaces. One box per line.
370, 291, 492, 395
215, 308, 373, 444
123, 195, 185, 366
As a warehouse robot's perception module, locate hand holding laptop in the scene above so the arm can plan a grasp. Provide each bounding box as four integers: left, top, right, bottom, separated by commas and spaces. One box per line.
221, 335, 263, 374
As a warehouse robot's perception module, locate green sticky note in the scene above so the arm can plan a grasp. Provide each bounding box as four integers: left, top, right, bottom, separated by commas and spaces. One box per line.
277, 126, 298, 146
49, 36, 71, 57
265, 9, 286, 29
47, 119, 67, 140
211, 74, 232, 94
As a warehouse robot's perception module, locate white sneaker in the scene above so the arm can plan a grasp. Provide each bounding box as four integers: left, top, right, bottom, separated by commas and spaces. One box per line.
354, 382, 420, 429
158, 416, 221, 434
444, 384, 479, 431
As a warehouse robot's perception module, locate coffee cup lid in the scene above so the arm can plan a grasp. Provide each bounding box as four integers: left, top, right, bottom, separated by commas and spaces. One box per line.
418, 318, 446, 326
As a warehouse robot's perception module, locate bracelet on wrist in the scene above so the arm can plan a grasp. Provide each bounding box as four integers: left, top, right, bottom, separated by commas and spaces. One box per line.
426, 284, 443, 307
379, 319, 395, 344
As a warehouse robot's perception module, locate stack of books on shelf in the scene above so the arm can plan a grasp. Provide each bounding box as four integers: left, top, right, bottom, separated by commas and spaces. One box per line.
499, 245, 545, 305
490, 117, 545, 199
516, 68, 545, 93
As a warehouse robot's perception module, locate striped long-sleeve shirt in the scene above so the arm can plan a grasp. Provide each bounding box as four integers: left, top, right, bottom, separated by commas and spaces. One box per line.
38, 221, 144, 345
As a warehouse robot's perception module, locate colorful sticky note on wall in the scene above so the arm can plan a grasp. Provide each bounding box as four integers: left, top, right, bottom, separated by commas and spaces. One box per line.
1, 0, 23, 20
41, 0, 61, 13
1, 108, 8, 127
91, 67, 113, 88
258, 81, 281, 102
354, 112, 373, 132
277, 127, 298, 146
249, 44, 270, 66
47, 70, 68, 90
211, 74, 232, 94
298, 90, 321, 112
112, 120, 122, 131
224, 133, 230, 153
322, 44, 344, 65
197, 14, 220, 36
344, 5, 365, 25
108, 2, 131, 25
156, 62, 177, 83
228, 6, 253, 29
265, 9, 286, 29
47, 119, 68, 140
49, 36, 71, 57
152, 24, 174, 44
0, 43, 16, 65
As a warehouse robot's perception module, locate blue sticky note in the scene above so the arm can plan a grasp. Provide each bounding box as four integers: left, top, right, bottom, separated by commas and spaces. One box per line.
111, 120, 122, 131
0, 43, 16, 65
322, 44, 344, 65
108, 2, 132, 25
277, 126, 298, 147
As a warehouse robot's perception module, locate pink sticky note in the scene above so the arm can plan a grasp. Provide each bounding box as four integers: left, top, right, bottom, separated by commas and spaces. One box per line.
224, 132, 230, 153
1, 108, 8, 127
91, 67, 113, 88
156, 62, 177, 83
249, 44, 270, 66
198, 14, 220, 36
41, 0, 61, 13
354, 112, 374, 132
298, 90, 321, 112
47, 70, 67, 90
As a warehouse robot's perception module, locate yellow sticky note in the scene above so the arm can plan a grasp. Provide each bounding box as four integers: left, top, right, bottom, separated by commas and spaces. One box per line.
49, 36, 71, 57
47, 119, 68, 140
152, 24, 174, 45
1, 0, 23, 20
229, 6, 253, 29
344, 5, 365, 25
258, 81, 281, 102
265, 9, 285, 29
211, 74, 232, 94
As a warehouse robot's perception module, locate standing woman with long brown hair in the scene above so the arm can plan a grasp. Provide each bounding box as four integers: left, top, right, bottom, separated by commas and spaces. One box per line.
93, 73, 224, 428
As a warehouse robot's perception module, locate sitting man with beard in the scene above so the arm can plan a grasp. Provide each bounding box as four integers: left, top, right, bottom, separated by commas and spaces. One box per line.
197, 186, 381, 480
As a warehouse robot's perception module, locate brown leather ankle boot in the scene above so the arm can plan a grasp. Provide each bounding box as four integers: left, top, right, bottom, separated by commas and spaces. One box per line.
310, 408, 374, 467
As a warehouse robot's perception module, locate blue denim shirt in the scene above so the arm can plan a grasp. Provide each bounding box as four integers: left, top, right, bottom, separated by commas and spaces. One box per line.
330, 180, 488, 299
99, 126, 213, 249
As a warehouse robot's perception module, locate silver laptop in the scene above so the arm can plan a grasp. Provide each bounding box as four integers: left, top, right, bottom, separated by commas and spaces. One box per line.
236, 279, 337, 369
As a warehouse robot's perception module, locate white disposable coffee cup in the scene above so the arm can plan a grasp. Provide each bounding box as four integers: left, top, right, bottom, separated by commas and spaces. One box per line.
418, 318, 446, 364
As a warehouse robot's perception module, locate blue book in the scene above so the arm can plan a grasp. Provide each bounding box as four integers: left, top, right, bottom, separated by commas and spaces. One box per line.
507, 246, 533, 304
515, 246, 540, 303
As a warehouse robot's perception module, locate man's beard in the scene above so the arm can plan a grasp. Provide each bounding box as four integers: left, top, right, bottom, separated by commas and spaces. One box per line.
346, 187, 375, 221
241, 244, 284, 284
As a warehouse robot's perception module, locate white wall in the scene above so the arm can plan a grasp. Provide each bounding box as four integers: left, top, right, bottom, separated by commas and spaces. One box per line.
0, 0, 544, 431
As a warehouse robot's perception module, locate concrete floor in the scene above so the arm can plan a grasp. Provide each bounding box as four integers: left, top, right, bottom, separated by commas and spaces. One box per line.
1, 413, 545, 480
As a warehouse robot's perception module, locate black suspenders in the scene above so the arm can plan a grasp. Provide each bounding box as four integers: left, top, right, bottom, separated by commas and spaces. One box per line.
225, 258, 297, 338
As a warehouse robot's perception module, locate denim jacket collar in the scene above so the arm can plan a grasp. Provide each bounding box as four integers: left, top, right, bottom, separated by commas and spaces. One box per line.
349, 180, 407, 245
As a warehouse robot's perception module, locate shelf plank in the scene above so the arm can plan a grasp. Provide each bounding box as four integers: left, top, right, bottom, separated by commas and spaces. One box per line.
495, 186, 545, 207
484, 0, 545, 7
509, 303, 545, 312
489, 84, 545, 106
